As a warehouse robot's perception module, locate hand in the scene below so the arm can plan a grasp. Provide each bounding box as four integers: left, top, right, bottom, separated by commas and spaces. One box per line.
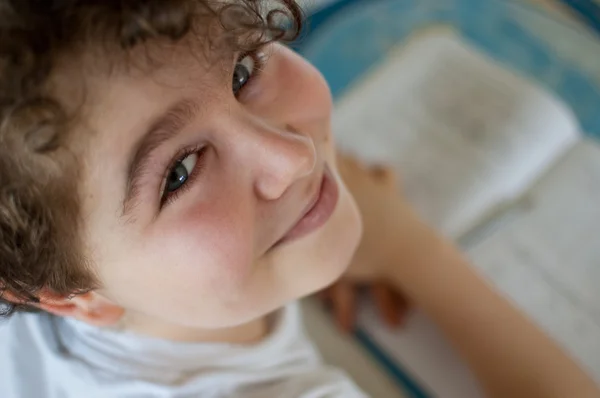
319, 153, 414, 332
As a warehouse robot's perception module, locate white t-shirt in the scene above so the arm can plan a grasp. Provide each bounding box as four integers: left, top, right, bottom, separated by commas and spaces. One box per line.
0, 302, 367, 398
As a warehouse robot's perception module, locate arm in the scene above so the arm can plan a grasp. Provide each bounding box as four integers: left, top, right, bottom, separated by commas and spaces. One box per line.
335, 153, 600, 398
388, 208, 600, 398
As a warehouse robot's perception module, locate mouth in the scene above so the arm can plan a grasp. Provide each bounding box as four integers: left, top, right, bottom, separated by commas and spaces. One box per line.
272, 164, 339, 248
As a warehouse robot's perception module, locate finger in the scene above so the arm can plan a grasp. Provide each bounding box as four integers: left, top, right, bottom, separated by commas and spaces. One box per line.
337, 152, 364, 172
369, 164, 404, 192
330, 281, 356, 333
371, 283, 402, 327
315, 288, 336, 314
392, 288, 411, 326
315, 288, 330, 302
369, 165, 395, 182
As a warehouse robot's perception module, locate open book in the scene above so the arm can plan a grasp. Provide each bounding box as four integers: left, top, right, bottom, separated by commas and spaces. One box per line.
332, 29, 579, 240
308, 30, 600, 397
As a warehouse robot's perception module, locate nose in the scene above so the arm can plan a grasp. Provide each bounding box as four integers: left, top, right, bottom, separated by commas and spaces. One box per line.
243, 124, 317, 201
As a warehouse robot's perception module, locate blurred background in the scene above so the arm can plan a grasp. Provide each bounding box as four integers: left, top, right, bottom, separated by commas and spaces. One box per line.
292, 1, 600, 397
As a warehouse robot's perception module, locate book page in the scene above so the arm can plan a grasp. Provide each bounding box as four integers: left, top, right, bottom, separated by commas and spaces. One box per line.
332, 30, 579, 238
466, 139, 600, 381
352, 141, 600, 395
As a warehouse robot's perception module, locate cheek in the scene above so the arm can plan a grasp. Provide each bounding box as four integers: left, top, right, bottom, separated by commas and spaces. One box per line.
157, 208, 255, 293
101, 205, 257, 320
281, 50, 333, 118
285, 55, 333, 116
253, 46, 333, 122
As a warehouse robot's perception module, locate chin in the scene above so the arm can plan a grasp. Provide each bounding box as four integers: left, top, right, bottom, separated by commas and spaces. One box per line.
278, 178, 362, 301
201, 189, 361, 330
318, 179, 362, 287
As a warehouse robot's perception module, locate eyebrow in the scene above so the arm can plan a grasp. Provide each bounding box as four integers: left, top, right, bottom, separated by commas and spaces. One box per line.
122, 98, 200, 217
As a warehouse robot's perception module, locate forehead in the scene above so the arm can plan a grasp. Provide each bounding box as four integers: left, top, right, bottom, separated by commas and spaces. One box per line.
87, 44, 228, 115
52, 34, 232, 141
50, 35, 234, 212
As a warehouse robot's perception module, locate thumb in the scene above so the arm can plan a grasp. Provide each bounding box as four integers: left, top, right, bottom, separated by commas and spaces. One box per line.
330, 281, 356, 332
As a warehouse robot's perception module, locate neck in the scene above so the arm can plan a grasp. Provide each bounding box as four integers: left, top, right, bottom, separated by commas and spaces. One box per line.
118, 312, 270, 344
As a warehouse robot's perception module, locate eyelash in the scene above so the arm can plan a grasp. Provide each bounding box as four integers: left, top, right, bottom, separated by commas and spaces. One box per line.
160, 145, 208, 207
236, 49, 266, 96
158, 49, 266, 208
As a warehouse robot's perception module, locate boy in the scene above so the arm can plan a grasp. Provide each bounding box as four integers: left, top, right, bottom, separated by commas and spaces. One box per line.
0, 1, 598, 397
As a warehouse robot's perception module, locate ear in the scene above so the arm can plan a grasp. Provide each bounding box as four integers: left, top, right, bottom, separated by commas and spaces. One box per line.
37, 291, 125, 327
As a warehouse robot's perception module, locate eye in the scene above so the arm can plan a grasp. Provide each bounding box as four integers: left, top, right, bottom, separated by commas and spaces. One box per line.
232, 53, 256, 96
165, 152, 198, 194
160, 146, 208, 207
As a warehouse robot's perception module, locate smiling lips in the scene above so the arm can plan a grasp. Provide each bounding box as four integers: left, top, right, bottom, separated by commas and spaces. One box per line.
274, 164, 339, 247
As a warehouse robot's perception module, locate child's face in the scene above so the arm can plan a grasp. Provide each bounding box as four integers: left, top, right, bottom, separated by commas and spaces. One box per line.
70, 41, 362, 329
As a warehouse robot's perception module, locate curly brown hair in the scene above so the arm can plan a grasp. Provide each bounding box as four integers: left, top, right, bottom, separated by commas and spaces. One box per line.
0, 0, 302, 317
